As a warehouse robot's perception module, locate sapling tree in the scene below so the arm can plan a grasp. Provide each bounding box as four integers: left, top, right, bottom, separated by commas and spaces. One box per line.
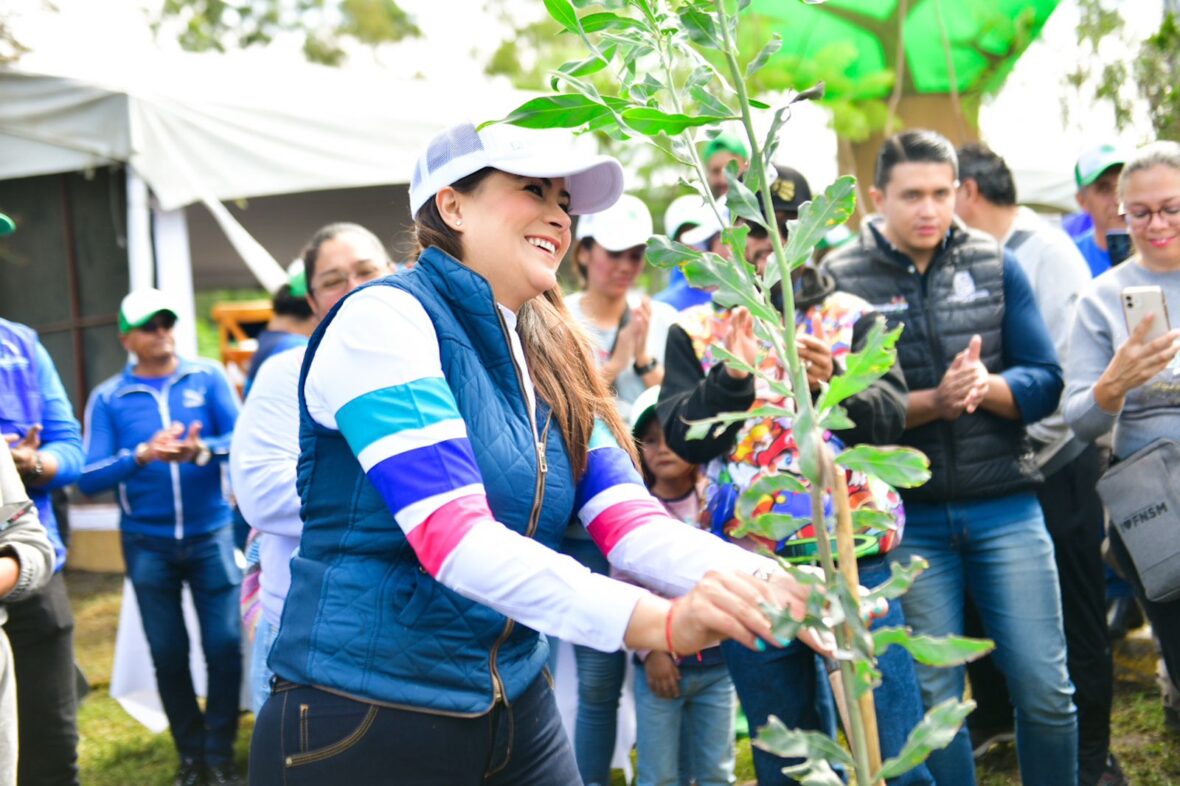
493, 1, 993, 783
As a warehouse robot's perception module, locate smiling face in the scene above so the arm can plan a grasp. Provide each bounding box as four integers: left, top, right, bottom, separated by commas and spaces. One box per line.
443, 171, 572, 310
870, 161, 957, 270
1122, 163, 1180, 271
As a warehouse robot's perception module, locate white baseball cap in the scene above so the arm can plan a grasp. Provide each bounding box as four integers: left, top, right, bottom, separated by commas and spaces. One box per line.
408, 123, 625, 218
680, 210, 725, 249
119, 288, 179, 334
575, 194, 653, 252
664, 194, 711, 240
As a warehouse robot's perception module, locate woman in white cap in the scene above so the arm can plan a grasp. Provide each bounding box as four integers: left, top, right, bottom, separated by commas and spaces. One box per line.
560, 194, 681, 784
248, 123, 821, 785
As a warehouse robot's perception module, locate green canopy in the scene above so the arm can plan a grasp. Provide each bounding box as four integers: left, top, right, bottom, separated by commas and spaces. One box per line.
749, 0, 1062, 98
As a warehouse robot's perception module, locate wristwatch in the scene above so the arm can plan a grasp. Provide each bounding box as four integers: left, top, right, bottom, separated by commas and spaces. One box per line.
192, 442, 213, 468
633, 357, 659, 376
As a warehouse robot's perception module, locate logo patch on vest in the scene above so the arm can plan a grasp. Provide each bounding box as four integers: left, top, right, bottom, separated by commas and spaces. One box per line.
182, 388, 206, 409
868, 296, 909, 315
947, 270, 990, 303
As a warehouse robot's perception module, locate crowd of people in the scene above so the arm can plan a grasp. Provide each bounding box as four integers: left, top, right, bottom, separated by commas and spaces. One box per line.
0, 122, 1177, 786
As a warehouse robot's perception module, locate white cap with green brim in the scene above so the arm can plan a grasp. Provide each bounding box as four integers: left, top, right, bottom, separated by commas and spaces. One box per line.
1075, 144, 1126, 189
119, 288, 179, 334
630, 385, 662, 436
408, 122, 625, 219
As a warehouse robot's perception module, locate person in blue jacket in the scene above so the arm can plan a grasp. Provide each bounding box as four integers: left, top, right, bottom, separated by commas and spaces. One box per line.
80, 288, 242, 786
248, 122, 825, 786
0, 209, 85, 785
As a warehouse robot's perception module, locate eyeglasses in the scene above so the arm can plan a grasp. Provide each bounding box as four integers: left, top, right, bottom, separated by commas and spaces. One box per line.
1124, 204, 1180, 228
137, 314, 176, 334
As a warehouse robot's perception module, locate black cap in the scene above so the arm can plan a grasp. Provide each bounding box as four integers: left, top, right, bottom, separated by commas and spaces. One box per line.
760, 165, 812, 217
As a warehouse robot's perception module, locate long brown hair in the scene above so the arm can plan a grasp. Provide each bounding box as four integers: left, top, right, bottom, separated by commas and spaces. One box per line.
414, 169, 637, 478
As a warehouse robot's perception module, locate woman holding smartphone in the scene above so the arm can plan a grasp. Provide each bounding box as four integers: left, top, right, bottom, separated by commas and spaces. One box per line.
1064, 140, 1180, 730
248, 122, 821, 786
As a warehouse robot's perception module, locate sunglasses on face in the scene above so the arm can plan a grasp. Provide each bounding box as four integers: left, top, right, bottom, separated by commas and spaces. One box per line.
137, 314, 177, 334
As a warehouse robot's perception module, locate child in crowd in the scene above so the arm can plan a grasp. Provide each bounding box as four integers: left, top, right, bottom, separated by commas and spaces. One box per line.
628, 386, 737, 786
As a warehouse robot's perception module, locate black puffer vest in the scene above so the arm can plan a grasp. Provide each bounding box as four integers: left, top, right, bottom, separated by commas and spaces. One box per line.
824, 220, 1041, 502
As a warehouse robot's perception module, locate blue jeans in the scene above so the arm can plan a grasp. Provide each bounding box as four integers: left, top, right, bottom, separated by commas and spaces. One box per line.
893, 493, 1077, 786
723, 558, 933, 786
558, 536, 625, 786
121, 526, 243, 765
250, 615, 278, 715
634, 660, 735, 786
250, 674, 582, 785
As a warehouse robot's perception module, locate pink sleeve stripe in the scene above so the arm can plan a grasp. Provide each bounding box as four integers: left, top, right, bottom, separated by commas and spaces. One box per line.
586, 497, 669, 556
405, 493, 493, 576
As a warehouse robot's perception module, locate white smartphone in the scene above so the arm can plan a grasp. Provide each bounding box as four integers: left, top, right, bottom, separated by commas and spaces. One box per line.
1122, 286, 1172, 342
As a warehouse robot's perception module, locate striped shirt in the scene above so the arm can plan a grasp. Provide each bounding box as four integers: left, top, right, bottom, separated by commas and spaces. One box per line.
304, 287, 771, 652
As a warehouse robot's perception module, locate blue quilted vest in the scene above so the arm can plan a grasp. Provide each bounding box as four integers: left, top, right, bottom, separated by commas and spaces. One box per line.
270, 247, 577, 715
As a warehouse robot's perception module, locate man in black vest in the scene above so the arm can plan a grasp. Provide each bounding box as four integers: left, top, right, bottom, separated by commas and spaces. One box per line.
824, 130, 1077, 786
955, 143, 1124, 786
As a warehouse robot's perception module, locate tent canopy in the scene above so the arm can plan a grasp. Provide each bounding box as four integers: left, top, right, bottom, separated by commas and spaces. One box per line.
0, 51, 536, 211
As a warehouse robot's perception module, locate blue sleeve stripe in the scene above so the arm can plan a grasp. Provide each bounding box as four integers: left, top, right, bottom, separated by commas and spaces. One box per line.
366, 437, 485, 514
335, 377, 459, 456
574, 444, 644, 511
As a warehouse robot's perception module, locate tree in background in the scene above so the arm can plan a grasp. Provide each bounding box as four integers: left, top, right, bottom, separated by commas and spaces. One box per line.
150, 0, 420, 66
1066, 0, 1178, 142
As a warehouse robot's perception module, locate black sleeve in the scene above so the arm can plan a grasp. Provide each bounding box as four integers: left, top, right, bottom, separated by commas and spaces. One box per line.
833, 312, 909, 446
656, 324, 756, 465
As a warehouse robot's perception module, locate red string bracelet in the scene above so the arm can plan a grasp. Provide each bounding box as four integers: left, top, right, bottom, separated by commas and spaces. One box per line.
665, 598, 682, 659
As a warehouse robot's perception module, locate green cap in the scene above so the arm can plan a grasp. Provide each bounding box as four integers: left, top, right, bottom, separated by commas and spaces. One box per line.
703, 134, 749, 163
0, 213, 14, 237
1074, 144, 1125, 189
118, 288, 179, 334
287, 269, 308, 298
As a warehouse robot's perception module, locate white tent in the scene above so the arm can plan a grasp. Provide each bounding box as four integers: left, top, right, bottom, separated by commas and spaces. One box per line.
0, 51, 537, 351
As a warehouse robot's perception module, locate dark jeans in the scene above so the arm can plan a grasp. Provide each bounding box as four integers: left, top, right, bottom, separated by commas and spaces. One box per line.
723, 558, 934, 786
121, 526, 242, 765
966, 444, 1112, 785
1109, 526, 1180, 702
249, 674, 582, 785
3, 572, 79, 786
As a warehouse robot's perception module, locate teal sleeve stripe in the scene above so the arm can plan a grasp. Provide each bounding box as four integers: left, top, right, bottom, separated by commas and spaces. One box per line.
588, 419, 619, 452
335, 376, 460, 456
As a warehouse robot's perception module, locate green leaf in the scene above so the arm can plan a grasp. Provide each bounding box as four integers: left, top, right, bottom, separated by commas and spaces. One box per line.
621, 107, 725, 135
834, 444, 931, 489
685, 64, 713, 91
646, 235, 703, 270
781, 175, 857, 270
873, 628, 995, 667
818, 406, 854, 431
544, 0, 580, 34
720, 225, 749, 274
754, 716, 855, 770
874, 699, 976, 781
780, 760, 845, 786
706, 342, 759, 382
733, 512, 811, 542
690, 85, 735, 118
558, 45, 616, 78
500, 94, 611, 130
792, 408, 823, 487
817, 317, 902, 411
748, 98, 771, 109
678, 6, 720, 46
851, 657, 883, 701
746, 32, 783, 78
724, 166, 767, 229
736, 473, 808, 524
865, 556, 928, 602
851, 508, 896, 532
580, 11, 645, 33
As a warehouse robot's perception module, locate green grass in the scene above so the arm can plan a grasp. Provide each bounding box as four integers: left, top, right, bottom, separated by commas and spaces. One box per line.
68, 571, 1180, 785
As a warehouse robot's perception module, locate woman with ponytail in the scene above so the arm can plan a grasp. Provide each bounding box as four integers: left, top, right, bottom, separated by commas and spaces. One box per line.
249, 122, 820, 786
